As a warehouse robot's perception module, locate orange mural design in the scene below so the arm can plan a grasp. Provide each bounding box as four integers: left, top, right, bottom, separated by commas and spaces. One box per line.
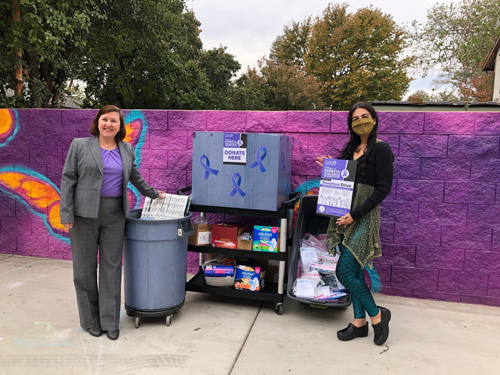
0, 108, 19, 146
124, 119, 142, 146
0, 167, 68, 241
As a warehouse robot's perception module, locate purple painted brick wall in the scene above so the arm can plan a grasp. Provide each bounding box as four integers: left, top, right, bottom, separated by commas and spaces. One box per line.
1, 109, 499, 307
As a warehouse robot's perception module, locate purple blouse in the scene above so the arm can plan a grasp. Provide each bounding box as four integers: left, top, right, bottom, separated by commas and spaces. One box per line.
100, 147, 124, 197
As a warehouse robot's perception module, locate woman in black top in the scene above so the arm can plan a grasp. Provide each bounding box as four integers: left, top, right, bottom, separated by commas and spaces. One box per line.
317, 102, 394, 345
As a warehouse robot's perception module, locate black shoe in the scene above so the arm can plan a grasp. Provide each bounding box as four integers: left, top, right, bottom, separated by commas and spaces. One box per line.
373, 306, 391, 345
88, 326, 102, 337
337, 323, 369, 341
106, 329, 120, 340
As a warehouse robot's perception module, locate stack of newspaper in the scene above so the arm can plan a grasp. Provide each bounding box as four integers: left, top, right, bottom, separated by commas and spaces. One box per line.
140, 194, 191, 220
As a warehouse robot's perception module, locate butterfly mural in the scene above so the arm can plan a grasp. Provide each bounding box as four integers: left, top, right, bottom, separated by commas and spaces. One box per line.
0, 110, 148, 243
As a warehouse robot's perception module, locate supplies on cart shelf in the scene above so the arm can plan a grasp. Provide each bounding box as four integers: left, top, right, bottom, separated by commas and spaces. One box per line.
188, 216, 212, 246
252, 225, 280, 252
203, 256, 235, 286
237, 232, 253, 250
234, 262, 265, 291
141, 194, 191, 220
291, 233, 347, 301
211, 223, 245, 249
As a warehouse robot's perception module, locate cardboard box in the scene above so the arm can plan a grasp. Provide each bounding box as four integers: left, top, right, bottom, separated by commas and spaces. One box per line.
252, 225, 280, 252
188, 223, 212, 246
234, 264, 265, 291
191, 132, 293, 211
237, 232, 253, 250
255, 259, 280, 284
211, 223, 245, 249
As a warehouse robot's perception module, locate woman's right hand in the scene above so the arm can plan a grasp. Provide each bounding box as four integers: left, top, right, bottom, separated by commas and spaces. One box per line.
315, 154, 332, 167
62, 223, 73, 230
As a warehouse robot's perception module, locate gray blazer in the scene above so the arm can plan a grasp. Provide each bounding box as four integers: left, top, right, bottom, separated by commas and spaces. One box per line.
60, 137, 158, 223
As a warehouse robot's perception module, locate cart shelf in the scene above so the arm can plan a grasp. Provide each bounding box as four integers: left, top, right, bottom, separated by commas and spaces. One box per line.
187, 244, 286, 261
179, 187, 301, 315
187, 272, 282, 303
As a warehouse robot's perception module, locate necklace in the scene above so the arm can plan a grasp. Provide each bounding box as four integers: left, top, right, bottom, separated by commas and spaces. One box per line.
100, 142, 116, 150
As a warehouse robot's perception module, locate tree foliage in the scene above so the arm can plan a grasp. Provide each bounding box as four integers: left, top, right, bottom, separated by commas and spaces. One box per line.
199, 46, 241, 109
269, 18, 312, 69
229, 70, 267, 110
406, 89, 459, 104
250, 59, 325, 110
0, 0, 242, 109
235, 3, 412, 110
409, 0, 500, 101
306, 3, 412, 109
80, 0, 210, 109
0, 0, 103, 107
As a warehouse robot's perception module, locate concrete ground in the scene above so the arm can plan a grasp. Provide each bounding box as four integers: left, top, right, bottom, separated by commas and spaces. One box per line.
1, 254, 500, 375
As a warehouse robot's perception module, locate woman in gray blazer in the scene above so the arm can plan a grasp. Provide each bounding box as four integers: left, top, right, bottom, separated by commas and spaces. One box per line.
60, 105, 164, 340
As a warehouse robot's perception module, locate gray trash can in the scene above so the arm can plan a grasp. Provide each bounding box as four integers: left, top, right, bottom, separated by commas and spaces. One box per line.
123, 209, 194, 328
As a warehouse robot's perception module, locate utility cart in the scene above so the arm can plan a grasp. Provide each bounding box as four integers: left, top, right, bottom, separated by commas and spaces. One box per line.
287, 195, 351, 309
179, 187, 300, 315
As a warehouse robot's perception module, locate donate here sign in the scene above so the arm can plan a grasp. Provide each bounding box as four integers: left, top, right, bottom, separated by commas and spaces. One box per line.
223, 132, 247, 164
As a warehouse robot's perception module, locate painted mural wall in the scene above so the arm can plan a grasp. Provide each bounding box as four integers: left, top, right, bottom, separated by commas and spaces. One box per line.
0, 109, 499, 306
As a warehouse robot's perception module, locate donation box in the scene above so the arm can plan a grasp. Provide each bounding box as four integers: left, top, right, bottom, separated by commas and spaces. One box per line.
191, 132, 292, 211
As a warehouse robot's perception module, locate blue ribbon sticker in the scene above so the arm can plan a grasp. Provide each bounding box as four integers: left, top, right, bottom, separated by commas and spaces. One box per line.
249, 146, 267, 173
200, 155, 219, 179
229, 173, 246, 197
281, 151, 286, 173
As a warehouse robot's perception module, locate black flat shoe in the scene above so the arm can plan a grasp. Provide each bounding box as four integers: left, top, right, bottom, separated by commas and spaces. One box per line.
337, 323, 369, 341
88, 326, 102, 337
373, 306, 391, 345
106, 329, 120, 340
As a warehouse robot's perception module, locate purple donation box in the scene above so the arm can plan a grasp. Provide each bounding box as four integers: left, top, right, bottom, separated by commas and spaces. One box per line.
191, 132, 293, 211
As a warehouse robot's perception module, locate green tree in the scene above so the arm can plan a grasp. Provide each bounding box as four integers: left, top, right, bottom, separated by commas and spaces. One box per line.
199, 46, 241, 109
269, 18, 312, 69
232, 58, 325, 111
0, 0, 103, 107
306, 3, 412, 109
80, 0, 212, 109
409, 0, 500, 101
229, 69, 267, 110
258, 58, 325, 110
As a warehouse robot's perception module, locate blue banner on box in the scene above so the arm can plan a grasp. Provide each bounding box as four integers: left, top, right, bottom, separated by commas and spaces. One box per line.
316, 159, 357, 218
191, 132, 292, 211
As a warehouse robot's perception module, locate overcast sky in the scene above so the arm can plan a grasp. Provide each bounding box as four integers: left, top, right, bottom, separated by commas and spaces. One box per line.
187, 0, 457, 96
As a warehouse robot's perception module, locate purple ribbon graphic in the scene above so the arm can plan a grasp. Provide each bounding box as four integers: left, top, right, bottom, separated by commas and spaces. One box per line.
200, 155, 219, 179
281, 151, 286, 173
229, 173, 246, 197
249, 146, 267, 173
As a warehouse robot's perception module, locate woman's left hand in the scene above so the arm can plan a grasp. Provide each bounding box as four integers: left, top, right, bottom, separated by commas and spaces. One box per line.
336, 213, 353, 228
158, 190, 166, 199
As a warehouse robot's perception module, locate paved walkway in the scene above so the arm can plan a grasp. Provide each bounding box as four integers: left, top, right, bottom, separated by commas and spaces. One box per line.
1, 254, 499, 375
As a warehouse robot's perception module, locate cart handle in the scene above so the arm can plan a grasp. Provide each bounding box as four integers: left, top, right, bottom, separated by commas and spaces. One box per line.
279, 191, 302, 216
177, 186, 192, 196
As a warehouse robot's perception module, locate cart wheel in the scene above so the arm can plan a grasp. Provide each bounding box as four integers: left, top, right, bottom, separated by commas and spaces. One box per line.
275, 303, 283, 315
135, 316, 141, 329
166, 314, 173, 326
